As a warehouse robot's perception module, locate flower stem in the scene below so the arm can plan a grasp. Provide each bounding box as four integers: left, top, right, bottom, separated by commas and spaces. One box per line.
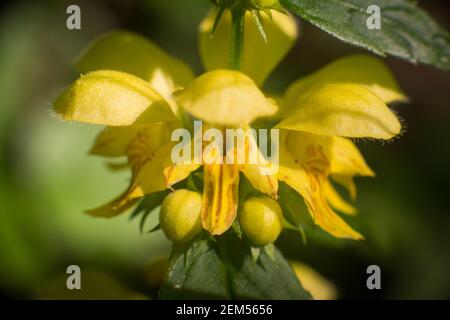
230, 7, 245, 70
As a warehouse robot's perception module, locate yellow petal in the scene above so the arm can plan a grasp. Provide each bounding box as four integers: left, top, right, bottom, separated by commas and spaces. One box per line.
163, 137, 201, 187
283, 55, 407, 111
291, 262, 338, 300
285, 131, 375, 177
163, 162, 201, 189
132, 142, 200, 197
90, 123, 173, 157
277, 143, 314, 207
332, 174, 357, 200
54, 70, 177, 126
278, 144, 362, 239
329, 137, 374, 177
241, 164, 278, 198
201, 164, 239, 235
115, 141, 175, 203
86, 130, 186, 217
199, 9, 297, 86
308, 174, 363, 239
277, 83, 401, 139
176, 70, 277, 126
131, 144, 173, 196
76, 31, 194, 98
237, 132, 278, 198
86, 185, 142, 218
87, 141, 148, 218
324, 179, 357, 215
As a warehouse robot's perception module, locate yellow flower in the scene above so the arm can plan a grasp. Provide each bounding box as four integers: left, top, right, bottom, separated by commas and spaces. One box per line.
276, 55, 406, 239
54, 10, 291, 234
136, 69, 279, 235
54, 8, 406, 241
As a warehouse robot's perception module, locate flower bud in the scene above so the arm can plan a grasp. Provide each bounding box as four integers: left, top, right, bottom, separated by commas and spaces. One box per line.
160, 189, 203, 243
240, 196, 283, 246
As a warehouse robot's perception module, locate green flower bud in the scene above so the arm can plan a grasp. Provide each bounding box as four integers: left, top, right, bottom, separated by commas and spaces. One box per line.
160, 189, 203, 243
240, 196, 283, 246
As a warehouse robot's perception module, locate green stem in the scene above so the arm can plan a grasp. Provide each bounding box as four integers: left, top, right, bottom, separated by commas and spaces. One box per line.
230, 7, 245, 70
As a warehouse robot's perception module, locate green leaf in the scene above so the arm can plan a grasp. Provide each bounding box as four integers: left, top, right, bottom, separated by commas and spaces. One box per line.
159, 239, 230, 299
159, 233, 311, 300
280, 0, 450, 69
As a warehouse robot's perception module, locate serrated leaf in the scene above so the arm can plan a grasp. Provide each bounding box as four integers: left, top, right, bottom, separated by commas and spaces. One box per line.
280, 0, 450, 69
159, 239, 230, 299
159, 234, 311, 300
221, 234, 311, 299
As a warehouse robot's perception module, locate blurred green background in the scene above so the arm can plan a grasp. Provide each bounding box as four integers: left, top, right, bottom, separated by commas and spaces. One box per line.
0, 0, 449, 299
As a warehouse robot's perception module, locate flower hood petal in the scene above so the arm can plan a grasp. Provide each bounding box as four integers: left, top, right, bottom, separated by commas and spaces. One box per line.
176, 69, 277, 126
54, 70, 177, 126
283, 54, 407, 111
277, 83, 401, 139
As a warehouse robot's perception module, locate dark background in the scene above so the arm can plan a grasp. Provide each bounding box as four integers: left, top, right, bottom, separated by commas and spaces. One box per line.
0, 0, 449, 299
